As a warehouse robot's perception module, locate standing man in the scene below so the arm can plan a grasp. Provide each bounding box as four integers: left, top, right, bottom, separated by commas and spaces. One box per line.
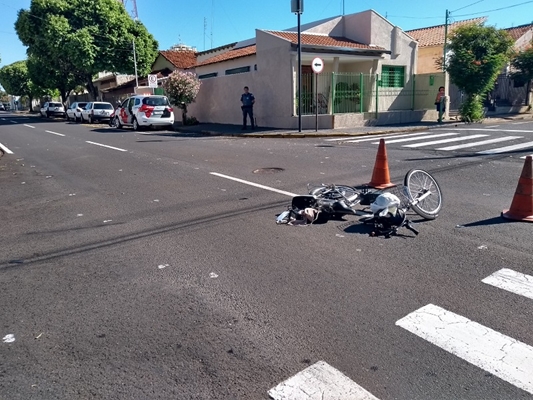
240, 86, 255, 130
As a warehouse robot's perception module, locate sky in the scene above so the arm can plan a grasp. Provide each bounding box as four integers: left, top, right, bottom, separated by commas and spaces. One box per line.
0, 0, 532, 69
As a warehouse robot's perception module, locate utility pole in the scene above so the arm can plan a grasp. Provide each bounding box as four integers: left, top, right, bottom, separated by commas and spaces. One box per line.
443, 9, 450, 72
440, 9, 450, 124
132, 39, 139, 88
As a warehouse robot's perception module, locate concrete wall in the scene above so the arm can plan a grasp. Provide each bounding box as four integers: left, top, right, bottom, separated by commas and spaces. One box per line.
417, 46, 442, 74
413, 72, 446, 110
515, 29, 533, 51
188, 31, 297, 128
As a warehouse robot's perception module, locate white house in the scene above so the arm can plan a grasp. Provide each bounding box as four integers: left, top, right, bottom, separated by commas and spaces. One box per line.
187, 10, 424, 129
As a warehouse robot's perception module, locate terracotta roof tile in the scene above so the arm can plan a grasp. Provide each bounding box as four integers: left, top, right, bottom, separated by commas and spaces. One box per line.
159, 50, 197, 69
406, 17, 487, 47
266, 31, 385, 50
504, 23, 533, 41
196, 45, 257, 67
196, 31, 386, 67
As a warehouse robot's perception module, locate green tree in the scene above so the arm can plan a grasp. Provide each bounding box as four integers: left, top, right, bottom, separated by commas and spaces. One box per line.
0, 60, 56, 112
511, 45, 533, 106
163, 71, 201, 124
15, 0, 159, 101
0, 61, 34, 111
27, 54, 84, 106
446, 24, 513, 121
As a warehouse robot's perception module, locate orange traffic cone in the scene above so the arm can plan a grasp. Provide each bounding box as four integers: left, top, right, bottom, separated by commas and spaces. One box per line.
502, 155, 533, 222
367, 139, 395, 189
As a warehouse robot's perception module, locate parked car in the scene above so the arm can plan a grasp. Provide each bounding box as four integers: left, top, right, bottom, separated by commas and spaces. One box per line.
66, 102, 88, 122
80, 102, 115, 124
114, 95, 174, 131
40, 102, 65, 118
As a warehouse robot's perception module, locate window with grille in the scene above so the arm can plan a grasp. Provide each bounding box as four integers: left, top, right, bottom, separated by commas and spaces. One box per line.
381, 66, 405, 88
225, 66, 251, 75
199, 72, 218, 79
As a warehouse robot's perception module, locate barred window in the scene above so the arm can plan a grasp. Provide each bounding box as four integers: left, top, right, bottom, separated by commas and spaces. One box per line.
381, 66, 405, 88
225, 66, 251, 75
199, 72, 218, 79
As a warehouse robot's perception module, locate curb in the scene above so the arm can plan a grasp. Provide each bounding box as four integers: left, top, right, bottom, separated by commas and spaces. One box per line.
174, 124, 451, 139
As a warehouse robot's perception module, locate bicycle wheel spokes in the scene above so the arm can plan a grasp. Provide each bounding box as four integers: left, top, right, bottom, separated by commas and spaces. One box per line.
404, 169, 443, 219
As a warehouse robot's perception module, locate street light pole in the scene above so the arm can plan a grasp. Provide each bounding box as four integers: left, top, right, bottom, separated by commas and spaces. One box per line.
291, 0, 303, 132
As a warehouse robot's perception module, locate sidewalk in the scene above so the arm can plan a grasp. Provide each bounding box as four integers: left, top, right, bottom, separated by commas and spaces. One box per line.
173, 112, 533, 138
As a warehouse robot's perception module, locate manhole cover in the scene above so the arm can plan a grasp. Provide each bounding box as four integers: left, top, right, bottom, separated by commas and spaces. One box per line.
253, 167, 285, 174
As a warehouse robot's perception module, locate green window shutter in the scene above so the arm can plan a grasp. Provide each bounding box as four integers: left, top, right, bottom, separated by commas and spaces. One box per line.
382, 66, 405, 88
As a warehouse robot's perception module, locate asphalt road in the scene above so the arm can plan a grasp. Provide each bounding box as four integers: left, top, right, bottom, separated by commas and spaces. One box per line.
1, 112, 532, 399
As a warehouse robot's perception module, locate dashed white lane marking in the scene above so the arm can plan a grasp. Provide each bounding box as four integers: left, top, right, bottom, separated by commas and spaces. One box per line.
372, 132, 459, 144
328, 131, 431, 143
10, 120, 17, 123
210, 172, 298, 197
512, 121, 532, 125
437, 136, 523, 151
0, 142, 14, 154
396, 304, 533, 394
23, 124, 35, 128
485, 125, 500, 128
268, 361, 380, 400
521, 154, 533, 159
476, 140, 533, 154
1, 118, 5, 120
45, 130, 65, 137
482, 268, 533, 300
85, 141, 127, 152
403, 134, 488, 148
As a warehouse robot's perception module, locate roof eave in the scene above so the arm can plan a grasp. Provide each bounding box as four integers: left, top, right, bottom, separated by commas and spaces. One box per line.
293, 43, 390, 55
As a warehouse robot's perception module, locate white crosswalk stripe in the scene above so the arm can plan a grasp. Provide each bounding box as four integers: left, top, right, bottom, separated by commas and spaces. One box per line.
268, 361, 380, 400
396, 304, 533, 394
403, 134, 488, 148
371, 132, 460, 144
396, 268, 533, 395
477, 141, 533, 155
327, 131, 432, 143
482, 268, 533, 300
326, 127, 533, 156
436, 136, 523, 151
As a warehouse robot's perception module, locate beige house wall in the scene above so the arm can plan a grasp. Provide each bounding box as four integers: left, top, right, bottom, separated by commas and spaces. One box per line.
514, 30, 533, 50
152, 57, 176, 73
417, 46, 443, 74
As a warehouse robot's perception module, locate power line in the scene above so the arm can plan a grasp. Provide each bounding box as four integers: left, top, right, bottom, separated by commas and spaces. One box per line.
452, 0, 485, 13
454, 0, 533, 17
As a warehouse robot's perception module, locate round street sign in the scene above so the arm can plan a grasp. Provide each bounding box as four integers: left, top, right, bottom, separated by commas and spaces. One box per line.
311, 57, 324, 74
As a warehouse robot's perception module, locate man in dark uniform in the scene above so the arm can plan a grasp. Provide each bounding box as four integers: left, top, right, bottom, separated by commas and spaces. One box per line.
240, 86, 255, 129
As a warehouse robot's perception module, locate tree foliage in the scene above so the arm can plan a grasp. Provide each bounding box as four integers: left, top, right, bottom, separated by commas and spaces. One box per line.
15, 0, 159, 101
0, 61, 31, 97
0, 60, 56, 111
445, 24, 513, 121
511, 45, 533, 87
163, 71, 201, 123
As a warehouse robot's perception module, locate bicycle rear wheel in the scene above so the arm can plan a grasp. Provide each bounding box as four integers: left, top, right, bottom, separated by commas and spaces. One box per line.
404, 169, 442, 219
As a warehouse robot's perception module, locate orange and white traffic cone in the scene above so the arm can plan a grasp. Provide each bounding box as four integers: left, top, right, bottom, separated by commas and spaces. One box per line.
367, 139, 395, 189
502, 155, 533, 222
